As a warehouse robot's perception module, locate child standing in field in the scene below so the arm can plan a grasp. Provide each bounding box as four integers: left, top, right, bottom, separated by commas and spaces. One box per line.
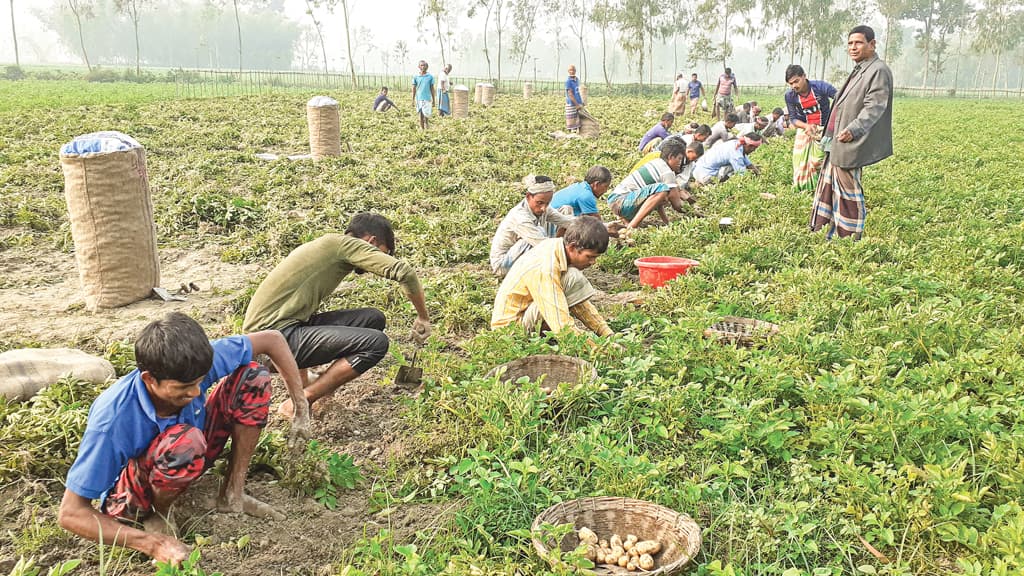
412, 61, 436, 130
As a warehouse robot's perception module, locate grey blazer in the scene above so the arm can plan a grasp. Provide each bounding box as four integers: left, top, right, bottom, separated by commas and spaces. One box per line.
829, 55, 894, 169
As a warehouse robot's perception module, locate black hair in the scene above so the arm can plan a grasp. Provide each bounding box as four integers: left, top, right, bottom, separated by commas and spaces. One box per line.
745, 132, 763, 143
564, 217, 609, 253
659, 138, 686, 162
661, 112, 675, 123
849, 25, 875, 42
724, 67, 732, 74
686, 141, 705, 157
742, 102, 751, 111
135, 312, 213, 383
533, 175, 553, 184
696, 124, 712, 137
585, 165, 612, 185
785, 64, 805, 82
346, 212, 396, 255
380, 86, 389, 92
773, 107, 784, 115
725, 113, 739, 124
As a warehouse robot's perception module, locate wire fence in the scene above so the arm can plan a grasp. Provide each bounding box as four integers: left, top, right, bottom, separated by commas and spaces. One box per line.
169, 69, 1024, 100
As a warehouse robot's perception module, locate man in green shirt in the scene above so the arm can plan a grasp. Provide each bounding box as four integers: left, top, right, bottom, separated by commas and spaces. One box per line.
243, 213, 431, 417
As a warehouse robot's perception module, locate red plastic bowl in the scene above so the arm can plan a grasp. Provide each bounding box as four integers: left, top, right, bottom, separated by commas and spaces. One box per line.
634, 256, 700, 288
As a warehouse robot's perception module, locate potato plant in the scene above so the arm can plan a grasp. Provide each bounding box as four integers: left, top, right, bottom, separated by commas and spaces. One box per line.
1, 82, 1024, 575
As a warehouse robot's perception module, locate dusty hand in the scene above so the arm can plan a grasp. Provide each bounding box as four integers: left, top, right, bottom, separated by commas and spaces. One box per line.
151, 535, 190, 566
287, 399, 312, 451
837, 129, 854, 143
411, 317, 432, 345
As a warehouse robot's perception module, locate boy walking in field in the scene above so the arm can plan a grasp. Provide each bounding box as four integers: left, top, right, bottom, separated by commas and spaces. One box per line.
59, 312, 311, 566
412, 60, 436, 129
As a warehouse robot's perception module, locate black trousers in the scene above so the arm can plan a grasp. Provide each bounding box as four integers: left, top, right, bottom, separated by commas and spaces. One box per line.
279, 308, 388, 374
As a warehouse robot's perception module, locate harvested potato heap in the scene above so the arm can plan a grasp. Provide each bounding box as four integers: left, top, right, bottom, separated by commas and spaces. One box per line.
577, 527, 662, 571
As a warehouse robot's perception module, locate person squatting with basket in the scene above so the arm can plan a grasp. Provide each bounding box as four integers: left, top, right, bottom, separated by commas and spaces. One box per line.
59, 312, 312, 566
243, 213, 432, 418
491, 217, 615, 341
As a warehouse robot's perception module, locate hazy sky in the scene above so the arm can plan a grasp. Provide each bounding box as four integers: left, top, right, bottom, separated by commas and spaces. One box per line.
0, 0, 464, 66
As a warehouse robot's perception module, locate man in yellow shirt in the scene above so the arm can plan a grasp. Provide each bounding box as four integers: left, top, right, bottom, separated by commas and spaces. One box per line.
491, 217, 612, 338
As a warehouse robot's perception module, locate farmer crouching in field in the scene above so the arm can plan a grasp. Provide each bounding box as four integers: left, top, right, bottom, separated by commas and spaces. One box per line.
638, 112, 675, 153
243, 213, 431, 417
373, 86, 398, 112
59, 312, 311, 566
491, 217, 614, 339
551, 166, 613, 218
703, 113, 738, 149
610, 138, 705, 233
490, 175, 577, 276
692, 132, 764, 186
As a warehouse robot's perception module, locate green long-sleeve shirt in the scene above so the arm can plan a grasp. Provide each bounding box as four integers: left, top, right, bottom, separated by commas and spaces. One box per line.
242, 234, 422, 331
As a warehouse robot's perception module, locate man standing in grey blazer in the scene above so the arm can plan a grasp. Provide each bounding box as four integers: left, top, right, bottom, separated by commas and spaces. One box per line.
810, 25, 893, 240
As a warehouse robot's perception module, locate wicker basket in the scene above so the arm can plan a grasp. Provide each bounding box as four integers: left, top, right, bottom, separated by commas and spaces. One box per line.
486, 355, 597, 393
532, 497, 701, 575
703, 316, 780, 347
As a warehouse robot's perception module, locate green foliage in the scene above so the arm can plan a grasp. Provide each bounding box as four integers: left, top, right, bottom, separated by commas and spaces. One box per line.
284, 440, 363, 509
6, 557, 81, 576
153, 549, 223, 576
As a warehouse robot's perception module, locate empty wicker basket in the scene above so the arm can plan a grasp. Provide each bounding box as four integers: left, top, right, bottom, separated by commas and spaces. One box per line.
532, 497, 701, 575
703, 316, 781, 347
486, 354, 597, 393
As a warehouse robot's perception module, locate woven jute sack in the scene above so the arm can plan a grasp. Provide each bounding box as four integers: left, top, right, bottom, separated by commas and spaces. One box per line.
452, 85, 470, 118
307, 96, 342, 158
60, 134, 159, 311
579, 109, 600, 139
0, 348, 115, 401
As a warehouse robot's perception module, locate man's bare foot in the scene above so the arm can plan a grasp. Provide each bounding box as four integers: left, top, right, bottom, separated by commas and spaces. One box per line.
143, 512, 177, 537
216, 493, 285, 521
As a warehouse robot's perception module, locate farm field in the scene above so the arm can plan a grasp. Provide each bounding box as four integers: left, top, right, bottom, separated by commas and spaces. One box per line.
2, 83, 1024, 576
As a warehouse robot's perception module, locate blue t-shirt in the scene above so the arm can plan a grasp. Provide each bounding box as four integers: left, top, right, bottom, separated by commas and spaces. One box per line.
412, 74, 434, 102
688, 80, 703, 99
692, 141, 752, 180
638, 123, 670, 151
65, 336, 254, 501
551, 182, 599, 216
565, 76, 582, 105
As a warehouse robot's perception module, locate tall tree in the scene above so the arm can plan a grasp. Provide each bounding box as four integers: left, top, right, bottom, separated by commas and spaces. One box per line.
875, 0, 911, 60
418, 0, 457, 66
113, 0, 149, 75
589, 0, 616, 88
467, 0, 494, 78
971, 0, 1024, 88
393, 40, 409, 72
510, 0, 539, 79
66, 0, 94, 71
9, 0, 18, 68
339, 0, 355, 85
304, 0, 329, 72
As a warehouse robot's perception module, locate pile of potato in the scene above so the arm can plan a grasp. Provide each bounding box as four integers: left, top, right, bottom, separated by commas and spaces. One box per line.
576, 527, 662, 571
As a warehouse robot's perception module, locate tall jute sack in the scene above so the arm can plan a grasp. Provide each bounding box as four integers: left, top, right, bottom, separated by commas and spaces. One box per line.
481, 83, 496, 107
306, 95, 342, 158
0, 348, 115, 401
579, 108, 600, 139
452, 85, 470, 118
523, 82, 534, 99
60, 131, 159, 311
580, 84, 589, 103
474, 83, 485, 104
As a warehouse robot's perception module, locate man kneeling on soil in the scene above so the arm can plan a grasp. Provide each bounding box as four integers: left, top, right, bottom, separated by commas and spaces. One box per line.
243, 213, 431, 416
490, 175, 576, 277
608, 138, 704, 232
491, 217, 614, 339
59, 312, 310, 566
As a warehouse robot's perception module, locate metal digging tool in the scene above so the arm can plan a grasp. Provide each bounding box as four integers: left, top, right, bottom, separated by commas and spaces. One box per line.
395, 347, 423, 386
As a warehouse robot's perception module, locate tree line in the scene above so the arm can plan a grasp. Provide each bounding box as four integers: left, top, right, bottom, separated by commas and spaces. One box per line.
7, 0, 1024, 90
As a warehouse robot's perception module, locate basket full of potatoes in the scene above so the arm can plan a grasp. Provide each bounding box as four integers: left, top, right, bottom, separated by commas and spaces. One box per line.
531, 496, 701, 575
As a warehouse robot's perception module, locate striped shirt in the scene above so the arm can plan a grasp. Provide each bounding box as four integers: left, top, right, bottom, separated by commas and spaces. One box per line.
607, 158, 677, 206
491, 238, 609, 336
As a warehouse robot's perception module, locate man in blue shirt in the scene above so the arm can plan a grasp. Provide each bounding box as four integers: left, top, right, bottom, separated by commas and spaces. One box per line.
59, 313, 311, 566
687, 73, 705, 115
411, 60, 436, 130
373, 86, 397, 112
638, 113, 675, 153
551, 166, 613, 217
692, 133, 764, 185
565, 64, 584, 132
